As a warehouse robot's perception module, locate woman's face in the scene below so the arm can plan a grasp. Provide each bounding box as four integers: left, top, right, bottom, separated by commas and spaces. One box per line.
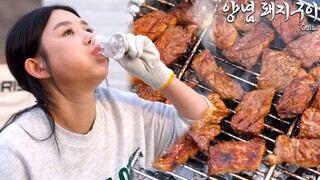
41, 9, 108, 94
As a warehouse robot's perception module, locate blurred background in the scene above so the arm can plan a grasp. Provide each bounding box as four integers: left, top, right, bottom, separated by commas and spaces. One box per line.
0, 0, 131, 125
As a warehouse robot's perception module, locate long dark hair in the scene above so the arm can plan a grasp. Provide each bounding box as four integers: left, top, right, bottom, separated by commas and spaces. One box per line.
1, 5, 80, 138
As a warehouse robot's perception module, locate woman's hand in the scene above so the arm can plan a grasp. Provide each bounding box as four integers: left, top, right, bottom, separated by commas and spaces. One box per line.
117, 33, 174, 90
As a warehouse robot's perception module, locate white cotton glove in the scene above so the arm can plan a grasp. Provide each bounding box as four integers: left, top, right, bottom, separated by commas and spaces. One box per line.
117, 33, 175, 90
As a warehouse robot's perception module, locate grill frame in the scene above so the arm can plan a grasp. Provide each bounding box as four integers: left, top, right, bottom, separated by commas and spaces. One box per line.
127, 0, 320, 179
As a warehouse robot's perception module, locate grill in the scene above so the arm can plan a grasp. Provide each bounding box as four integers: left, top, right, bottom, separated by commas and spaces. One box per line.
127, 0, 320, 179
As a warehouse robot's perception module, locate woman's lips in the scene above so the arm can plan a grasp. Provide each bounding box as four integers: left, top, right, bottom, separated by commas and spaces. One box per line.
91, 46, 104, 57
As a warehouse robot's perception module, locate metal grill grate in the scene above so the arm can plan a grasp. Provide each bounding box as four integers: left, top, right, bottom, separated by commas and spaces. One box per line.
127, 0, 320, 179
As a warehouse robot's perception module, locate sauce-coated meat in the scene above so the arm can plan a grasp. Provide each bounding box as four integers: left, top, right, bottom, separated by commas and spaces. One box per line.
268, 135, 320, 169
231, 89, 275, 136
208, 138, 266, 175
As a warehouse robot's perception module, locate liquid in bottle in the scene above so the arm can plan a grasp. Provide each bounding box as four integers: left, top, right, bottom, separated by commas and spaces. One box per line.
91, 33, 127, 60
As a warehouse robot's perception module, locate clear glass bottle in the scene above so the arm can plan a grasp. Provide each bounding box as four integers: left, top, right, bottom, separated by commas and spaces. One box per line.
91, 33, 127, 60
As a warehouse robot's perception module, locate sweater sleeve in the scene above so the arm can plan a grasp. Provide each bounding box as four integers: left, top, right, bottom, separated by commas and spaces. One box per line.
138, 99, 194, 162
94, 86, 195, 168
0, 147, 29, 180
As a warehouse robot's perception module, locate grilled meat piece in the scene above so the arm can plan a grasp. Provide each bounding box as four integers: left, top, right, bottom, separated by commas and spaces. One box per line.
276, 69, 319, 119
189, 124, 221, 151
134, 83, 166, 102
222, 21, 275, 69
155, 25, 197, 65
233, 0, 271, 32
257, 49, 302, 93
202, 93, 232, 124
153, 133, 199, 172
208, 138, 266, 175
210, 15, 239, 50
189, 93, 230, 151
192, 49, 244, 100
269, 0, 309, 44
298, 87, 320, 138
298, 107, 320, 139
131, 10, 177, 41
231, 89, 275, 136
153, 93, 230, 171
133, 80, 196, 103
309, 65, 320, 81
267, 135, 320, 169
311, 88, 320, 109
205, 68, 245, 100
192, 49, 218, 80
169, 0, 214, 30
285, 29, 320, 68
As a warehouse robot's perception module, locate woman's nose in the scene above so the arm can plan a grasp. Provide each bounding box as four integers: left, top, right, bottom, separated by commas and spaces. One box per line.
84, 32, 94, 45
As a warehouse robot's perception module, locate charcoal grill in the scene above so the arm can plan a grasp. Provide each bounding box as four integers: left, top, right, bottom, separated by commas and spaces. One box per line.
127, 0, 320, 179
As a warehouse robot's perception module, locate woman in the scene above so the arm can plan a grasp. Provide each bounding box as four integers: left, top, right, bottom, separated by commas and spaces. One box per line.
0, 5, 209, 179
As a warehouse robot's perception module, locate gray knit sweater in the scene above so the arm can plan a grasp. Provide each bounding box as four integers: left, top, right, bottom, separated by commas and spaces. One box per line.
0, 86, 193, 180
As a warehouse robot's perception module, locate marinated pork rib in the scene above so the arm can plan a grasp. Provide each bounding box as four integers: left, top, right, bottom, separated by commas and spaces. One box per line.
205, 68, 245, 100
189, 93, 230, 151
134, 80, 196, 103
231, 89, 275, 136
257, 49, 302, 93
169, 0, 214, 30
298, 87, 320, 139
285, 30, 320, 68
269, 0, 309, 44
153, 93, 230, 171
310, 88, 320, 109
298, 107, 320, 139
210, 15, 239, 50
267, 135, 320, 169
155, 25, 197, 65
192, 49, 244, 100
201, 93, 231, 124
276, 69, 319, 119
153, 133, 199, 172
189, 124, 221, 152
233, 0, 271, 32
134, 83, 166, 102
131, 10, 177, 41
208, 138, 266, 175
191, 49, 218, 80
310, 65, 320, 80
222, 21, 275, 69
